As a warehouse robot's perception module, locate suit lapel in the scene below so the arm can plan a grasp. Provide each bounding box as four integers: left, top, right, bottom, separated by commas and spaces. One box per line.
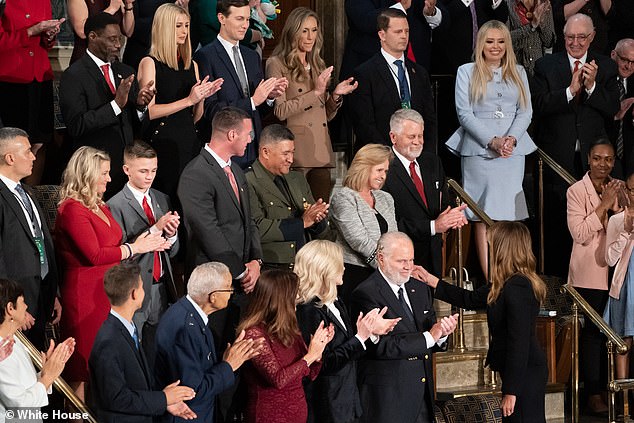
375, 55, 401, 106
333, 299, 351, 335
252, 162, 289, 205
418, 155, 439, 214
376, 276, 418, 332
214, 42, 247, 99
81, 54, 115, 98
204, 150, 244, 215
111, 315, 152, 386
231, 163, 248, 216
406, 280, 427, 332
392, 158, 427, 210
0, 181, 38, 247
122, 185, 151, 225
182, 299, 215, 360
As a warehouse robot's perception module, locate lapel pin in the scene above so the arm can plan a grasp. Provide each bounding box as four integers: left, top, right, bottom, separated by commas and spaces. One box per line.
117, 74, 122, 78
411, 289, 415, 293
435, 181, 439, 189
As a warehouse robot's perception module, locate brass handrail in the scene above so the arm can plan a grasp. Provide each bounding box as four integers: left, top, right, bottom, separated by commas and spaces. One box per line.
447, 179, 494, 227
14, 331, 98, 423
536, 148, 576, 186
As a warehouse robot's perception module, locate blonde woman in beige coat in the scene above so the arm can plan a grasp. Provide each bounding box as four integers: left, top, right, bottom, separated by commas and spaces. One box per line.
266, 7, 358, 202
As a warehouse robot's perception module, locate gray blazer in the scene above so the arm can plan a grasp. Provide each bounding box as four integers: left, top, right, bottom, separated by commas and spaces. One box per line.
107, 185, 179, 315
329, 187, 397, 268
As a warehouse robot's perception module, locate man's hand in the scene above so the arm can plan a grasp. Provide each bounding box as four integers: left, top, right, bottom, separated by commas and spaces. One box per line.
136, 79, 156, 108
167, 402, 197, 420
582, 60, 598, 91
434, 205, 468, 233
501, 394, 517, 417
241, 260, 261, 293
268, 77, 288, 99
223, 330, 264, 371
569, 65, 583, 97
439, 313, 459, 336
21, 312, 36, 331
163, 380, 196, 405
302, 199, 329, 228
252, 78, 278, 106
423, 0, 437, 16
370, 306, 401, 336
50, 297, 62, 325
155, 211, 180, 237
616, 98, 634, 120
115, 75, 134, 108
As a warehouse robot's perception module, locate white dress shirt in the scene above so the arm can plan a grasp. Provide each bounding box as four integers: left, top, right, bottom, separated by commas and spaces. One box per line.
0, 174, 43, 238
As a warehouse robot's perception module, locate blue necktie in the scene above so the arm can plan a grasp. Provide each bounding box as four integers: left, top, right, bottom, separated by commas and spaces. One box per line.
394, 60, 411, 105
132, 325, 140, 350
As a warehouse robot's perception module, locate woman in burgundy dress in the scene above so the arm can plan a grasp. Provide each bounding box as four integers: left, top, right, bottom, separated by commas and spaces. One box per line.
238, 269, 334, 423
55, 146, 170, 400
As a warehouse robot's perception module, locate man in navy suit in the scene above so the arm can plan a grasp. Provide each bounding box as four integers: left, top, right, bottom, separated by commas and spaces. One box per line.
193, 0, 287, 168
608, 38, 634, 174
154, 262, 262, 423
89, 262, 196, 422
350, 232, 458, 423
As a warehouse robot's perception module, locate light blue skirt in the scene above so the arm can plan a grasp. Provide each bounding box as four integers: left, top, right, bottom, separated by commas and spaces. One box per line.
604, 251, 634, 338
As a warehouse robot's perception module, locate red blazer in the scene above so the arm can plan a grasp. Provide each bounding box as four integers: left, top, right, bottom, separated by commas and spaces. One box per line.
0, 0, 54, 83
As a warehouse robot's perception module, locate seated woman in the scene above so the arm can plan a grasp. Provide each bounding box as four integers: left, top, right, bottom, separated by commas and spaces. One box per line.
0, 278, 75, 417
329, 144, 397, 303
238, 269, 333, 423
295, 239, 399, 423
418, 222, 548, 422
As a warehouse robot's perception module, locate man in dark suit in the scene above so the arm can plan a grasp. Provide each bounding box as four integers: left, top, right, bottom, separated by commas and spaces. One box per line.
531, 13, 620, 277
350, 232, 458, 423
608, 38, 634, 174
89, 262, 196, 422
107, 141, 180, 368
0, 127, 60, 350
59, 12, 155, 198
382, 109, 467, 277
349, 8, 438, 153
193, 0, 287, 168
154, 262, 262, 423
245, 124, 329, 269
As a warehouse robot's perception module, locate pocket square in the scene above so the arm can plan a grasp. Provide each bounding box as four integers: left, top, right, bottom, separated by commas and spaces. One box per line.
423, 310, 429, 314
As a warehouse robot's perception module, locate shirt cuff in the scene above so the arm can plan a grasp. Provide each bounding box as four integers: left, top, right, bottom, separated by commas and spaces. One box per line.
423, 331, 435, 349
166, 233, 178, 246
250, 98, 257, 111
586, 82, 596, 96
566, 87, 574, 102
425, 8, 442, 28
492, 0, 503, 8
390, 2, 407, 13
237, 268, 248, 279
430, 220, 436, 236
266, 98, 275, 107
369, 334, 380, 344
111, 100, 122, 116
355, 334, 367, 350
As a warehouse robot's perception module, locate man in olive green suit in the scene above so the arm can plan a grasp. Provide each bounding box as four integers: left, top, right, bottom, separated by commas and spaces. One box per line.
245, 124, 330, 268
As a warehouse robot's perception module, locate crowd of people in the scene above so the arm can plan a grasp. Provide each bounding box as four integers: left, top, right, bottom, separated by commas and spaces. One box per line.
1, 0, 634, 421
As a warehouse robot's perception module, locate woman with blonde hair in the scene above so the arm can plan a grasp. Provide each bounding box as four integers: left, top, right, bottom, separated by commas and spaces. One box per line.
446, 20, 536, 279
137, 2, 222, 202
419, 221, 548, 422
55, 146, 169, 400
295, 240, 399, 423
265, 7, 357, 201
329, 144, 397, 302
238, 269, 333, 423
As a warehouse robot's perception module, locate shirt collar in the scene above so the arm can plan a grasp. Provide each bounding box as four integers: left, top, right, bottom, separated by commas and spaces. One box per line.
0, 174, 19, 191
392, 147, 417, 172
567, 52, 588, 68
110, 309, 136, 338
217, 34, 239, 54
381, 48, 405, 67
126, 183, 150, 205
186, 295, 209, 325
205, 144, 232, 168
86, 49, 110, 68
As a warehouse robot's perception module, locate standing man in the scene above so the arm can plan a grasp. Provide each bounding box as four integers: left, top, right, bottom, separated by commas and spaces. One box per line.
193, 0, 287, 168
107, 141, 180, 368
59, 12, 155, 198
89, 262, 197, 422
0, 127, 60, 350
382, 109, 466, 277
245, 124, 330, 269
531, 13, 620, 276
349, 8, 438, 153
350, 232, 458, 423
608, 39, 634, 174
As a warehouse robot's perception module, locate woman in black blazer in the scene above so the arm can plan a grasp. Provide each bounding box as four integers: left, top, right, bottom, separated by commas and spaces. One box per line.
418, 222, 548, 422
295, 240, 399, 423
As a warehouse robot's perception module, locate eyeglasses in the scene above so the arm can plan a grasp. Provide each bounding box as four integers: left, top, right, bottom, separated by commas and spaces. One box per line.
209, 288, 235, 295
564, 33, 591, 42
616, 52, 634, 66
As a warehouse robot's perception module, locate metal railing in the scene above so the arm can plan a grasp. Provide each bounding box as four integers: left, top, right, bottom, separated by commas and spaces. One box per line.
14, 331, 98, 423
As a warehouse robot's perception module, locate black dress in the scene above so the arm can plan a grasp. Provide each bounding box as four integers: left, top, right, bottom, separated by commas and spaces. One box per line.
144, 57, 200, 203
435, 275, 547, 423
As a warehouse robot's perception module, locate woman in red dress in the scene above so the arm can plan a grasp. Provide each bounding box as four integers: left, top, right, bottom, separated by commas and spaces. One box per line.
55, 146, 169, 400
237, 269, 334, 423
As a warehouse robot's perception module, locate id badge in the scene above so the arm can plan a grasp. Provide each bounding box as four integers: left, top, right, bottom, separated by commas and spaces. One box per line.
34, 236, 45, 265
401, 101, 411, 109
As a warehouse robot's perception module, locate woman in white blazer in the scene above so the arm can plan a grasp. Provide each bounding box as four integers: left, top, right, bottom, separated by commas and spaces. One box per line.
446, 20, 536, 278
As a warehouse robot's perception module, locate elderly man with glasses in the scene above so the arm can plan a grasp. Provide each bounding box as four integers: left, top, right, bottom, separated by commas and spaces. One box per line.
608, 39, 634, 174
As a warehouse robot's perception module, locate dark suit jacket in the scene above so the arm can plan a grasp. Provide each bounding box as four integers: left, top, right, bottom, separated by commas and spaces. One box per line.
89, 314, 167, 423
193, 40, 267, 167
531, 51, 620, 177
350, 53, 438, 153
432, 0, 509, 74
349, 271, 439, 423
245, 160, 328, 265
155, 297, 236, 423
382, 152, 449, 277
177, 147, 262, 280
107, 186, 180, 310
0, 180, 57, 328
606, 75, 634, 175
59, 53, 141, 196
296, 297, 365, 423
406, 0, 450, 71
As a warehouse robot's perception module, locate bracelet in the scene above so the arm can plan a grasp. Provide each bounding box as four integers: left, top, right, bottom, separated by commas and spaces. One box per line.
123, 243, 133, 258
124, 6, 134, 11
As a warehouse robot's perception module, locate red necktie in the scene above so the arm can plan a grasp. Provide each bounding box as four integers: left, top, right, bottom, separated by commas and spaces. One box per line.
572, 60, 582, 102
141, 196, 161, 282
224, 165, 241, 204
100, 63, 116, 95
409, 161, 428, 207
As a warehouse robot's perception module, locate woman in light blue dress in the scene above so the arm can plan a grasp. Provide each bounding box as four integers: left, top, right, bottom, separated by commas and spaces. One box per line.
446, 20, 536, 278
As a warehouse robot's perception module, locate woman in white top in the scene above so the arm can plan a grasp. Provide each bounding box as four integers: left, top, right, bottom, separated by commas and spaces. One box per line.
0, 278, 75, 422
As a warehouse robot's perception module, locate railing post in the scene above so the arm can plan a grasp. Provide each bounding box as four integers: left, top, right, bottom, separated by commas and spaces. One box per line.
538, 157, 545, 274
451, 196, 467, 353
607, 340, 616, 423
572, 302, 579, 423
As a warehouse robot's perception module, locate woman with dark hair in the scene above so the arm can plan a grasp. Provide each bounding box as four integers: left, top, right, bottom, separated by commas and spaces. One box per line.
0, 278, 75, 417
567, 137, 623, 414
238, 269, 333, 423
418, 222, 548, 422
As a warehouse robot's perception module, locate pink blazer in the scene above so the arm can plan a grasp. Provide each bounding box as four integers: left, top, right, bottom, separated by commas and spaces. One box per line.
566, 173, 609, 290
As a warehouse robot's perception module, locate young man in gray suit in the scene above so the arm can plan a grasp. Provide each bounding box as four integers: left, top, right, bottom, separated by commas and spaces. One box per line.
107, 141, 180, 368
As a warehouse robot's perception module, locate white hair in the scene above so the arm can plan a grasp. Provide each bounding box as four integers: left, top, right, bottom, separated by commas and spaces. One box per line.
187, 262, 231, 303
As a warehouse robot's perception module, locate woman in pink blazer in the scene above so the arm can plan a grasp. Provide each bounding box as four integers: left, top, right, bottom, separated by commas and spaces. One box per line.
566, 137, 624, 415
